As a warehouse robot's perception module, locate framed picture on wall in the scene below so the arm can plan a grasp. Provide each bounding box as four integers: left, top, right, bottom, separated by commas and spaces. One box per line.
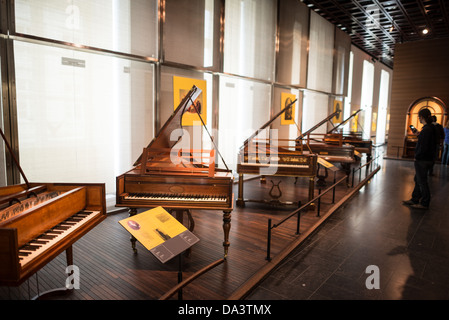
173, 76, 207, 126
280, 92, 296, 125
332, 99, 343, 124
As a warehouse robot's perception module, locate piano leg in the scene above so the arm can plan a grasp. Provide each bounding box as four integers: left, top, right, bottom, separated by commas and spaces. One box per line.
66, 246, 73, 266
128, 208, 138, 254
316, 165, 328, 187
340, 163, 351, 186
32, 246, 74, 300
222, 210, 231, 259
307, 176, 316, 211
237, 174, 245, 207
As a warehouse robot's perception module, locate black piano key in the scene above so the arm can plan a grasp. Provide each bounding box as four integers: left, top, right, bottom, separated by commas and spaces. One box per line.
29, 240, 48, 245
46, 230, 63, 235
39, 234, 57, 240
61, 221, 76, 225
21, 244, 40, 251
53, 226, 70, 231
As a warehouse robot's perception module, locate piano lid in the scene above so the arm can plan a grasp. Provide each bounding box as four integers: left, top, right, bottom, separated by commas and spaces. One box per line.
133, 85, 202, 166
327, 109, 362, 134
240, 98, 297, 148
296, 107, 341, 141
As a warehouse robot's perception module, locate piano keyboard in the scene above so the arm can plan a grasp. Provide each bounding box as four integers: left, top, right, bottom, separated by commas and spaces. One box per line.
241, 163, 310, 168
318, 155, 354, 162
124, 193, 228, 203
18, 210, 101, 267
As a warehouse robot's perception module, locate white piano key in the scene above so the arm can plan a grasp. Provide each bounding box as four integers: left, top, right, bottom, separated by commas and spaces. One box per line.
18, 210, 101, 267
124, 193, 227, 202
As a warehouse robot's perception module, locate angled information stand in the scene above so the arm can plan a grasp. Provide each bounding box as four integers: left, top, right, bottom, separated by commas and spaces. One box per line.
119, 206, 199, 263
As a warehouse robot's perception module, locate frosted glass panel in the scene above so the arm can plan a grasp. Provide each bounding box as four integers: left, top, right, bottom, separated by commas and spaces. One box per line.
14, 41, 155, 193
15, 0, 158, 58
164, 0, 220, 69
361, 60, 374, 139
302, 91, 329, 135
218, 76, 271, 172
307, 11, 334, 92
376, 70, 390, 144
343, 51, 354, 132
276, 0, 308, 86
333, 28, 351, 95
223, 0, 277, 81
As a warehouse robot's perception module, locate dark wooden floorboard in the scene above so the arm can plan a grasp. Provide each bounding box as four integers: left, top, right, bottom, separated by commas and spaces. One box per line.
0, 161, 371, 300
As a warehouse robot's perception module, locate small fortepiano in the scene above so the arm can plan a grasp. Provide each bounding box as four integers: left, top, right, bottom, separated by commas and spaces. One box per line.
0, 127, 106, 296
236, 99, 317, 207
296, 109, 356, 165
0, 183, 106, 288
116, 85, 234, 257
306, 142, 355, 164
295, 109, 356, 186
324, 109, 373, 161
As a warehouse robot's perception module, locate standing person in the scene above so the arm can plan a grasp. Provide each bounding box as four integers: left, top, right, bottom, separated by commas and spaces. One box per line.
429, 115, 445, 175
442, 120, 449, 165
402, 108, 437, 209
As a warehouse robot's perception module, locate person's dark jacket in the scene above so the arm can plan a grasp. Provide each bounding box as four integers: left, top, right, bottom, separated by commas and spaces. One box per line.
415, 123, 437, 161
435, 122, 445, 140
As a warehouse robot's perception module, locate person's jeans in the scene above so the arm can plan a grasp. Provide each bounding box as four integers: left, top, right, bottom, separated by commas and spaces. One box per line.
442, 143, 449, 165
411, 160, 433, 207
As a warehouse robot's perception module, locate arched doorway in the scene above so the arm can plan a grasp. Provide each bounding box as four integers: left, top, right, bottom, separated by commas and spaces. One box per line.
403, 96, 447, 158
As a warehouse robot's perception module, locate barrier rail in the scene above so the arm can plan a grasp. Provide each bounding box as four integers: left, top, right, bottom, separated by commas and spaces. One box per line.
266, 155, 381, 261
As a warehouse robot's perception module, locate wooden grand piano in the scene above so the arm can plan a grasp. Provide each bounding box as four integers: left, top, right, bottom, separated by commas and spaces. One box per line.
297, 109, 356, 165
296, 109, 356, 185
324, 109, 373, 161
116, 85, 234, 257
236, 99, 318, 207
0, 129, 106, 296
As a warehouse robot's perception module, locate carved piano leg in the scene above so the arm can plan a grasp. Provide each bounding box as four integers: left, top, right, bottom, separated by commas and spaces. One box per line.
186, 210, 195, 232
222, 210, 231, 259
66, 246, 73, 266
307, 177, 316, 210
32, 246, 74, 300
341, 163, 351, 186
308, 177, 315, 202
316, 165, 328, 187
237, 174, 245, 207
128, 208, 138, 254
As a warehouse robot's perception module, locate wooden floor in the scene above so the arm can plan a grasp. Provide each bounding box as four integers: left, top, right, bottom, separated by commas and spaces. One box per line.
0, 158, 378, 300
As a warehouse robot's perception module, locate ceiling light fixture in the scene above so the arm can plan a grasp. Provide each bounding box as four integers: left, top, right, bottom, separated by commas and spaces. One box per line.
422, 28, 429, 35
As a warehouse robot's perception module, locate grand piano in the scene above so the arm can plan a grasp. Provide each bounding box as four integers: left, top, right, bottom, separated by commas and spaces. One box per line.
296, 109, 356, 185
0, 129, 106, 296
297, 109, 356, 164
236, 99, 317, 207
116, 85, 234, 257
324, 109, 373, 161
